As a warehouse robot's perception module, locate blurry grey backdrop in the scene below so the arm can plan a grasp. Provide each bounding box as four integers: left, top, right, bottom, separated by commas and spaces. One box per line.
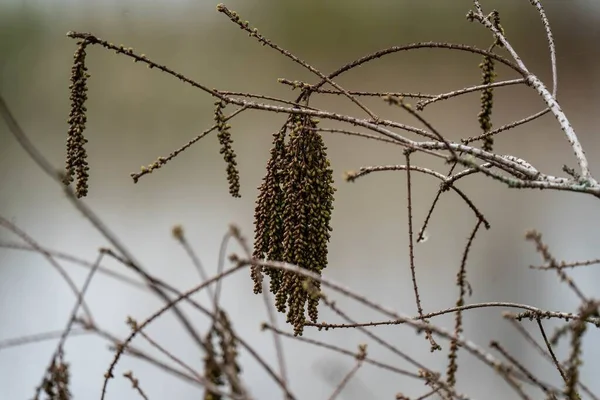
1, 0, 600, 399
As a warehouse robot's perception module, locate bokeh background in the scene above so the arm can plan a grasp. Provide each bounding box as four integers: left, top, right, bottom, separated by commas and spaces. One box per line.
1, 0, 600, 399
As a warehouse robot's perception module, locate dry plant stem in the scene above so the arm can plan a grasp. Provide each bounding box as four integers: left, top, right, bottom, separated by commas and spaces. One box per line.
115, 345, 203, 389
61, 35, 574, 190
0, 95, 236, 400
228, 226, 289, 399
215, 4, 378, 120
0, 96, 207, 355
246, 255, 598, 394
405, 151, 440, 351
307, 301, 600, 330
316, 127, 406, 146
565, 301, 598, 399
549, 323, 572, 346
234, 98, 440, 146
279, 40, 521, 115
414, 388, 442, 400
133, 322, 204, 385
0, 97, 293, 400
67, 27, 591, 186
41, 251, 105, 395
417, 161, 460, 242
471, 2, 594, 184
102, 235, 426, 399
0, 329, 89, 351
310, 42, 523, 93
213, 231, 232, 308
346, 164, 489, 228
261, 324, 421, 380
326, 350, 365, 400
123, 371, 150, 400
175, 231, 216, 301
490, 341, 557, 397
290, 40, 523, 167
319, 296, 431, 379
444, 165, 490, 185
447, 220, 483, 387
462, 108, 550, 144
528, 0, 557, 97
130, 105, 248, 183
450, 155, 579, 197
318, 297, 469, 400
101, 259, 295, 400
531, 257, 600, 270
82, 319, 206, 388
260, 281, 289, 400
3, 3, 598, 397
242, 258, 533, 393
9, 216, 596, 394
277, 81, 437, 99
97, 286, 215, 398
509, 310, 600, 328
215, 90, 321, 110
0, 216, 94, 321
420, 142, 538, 179
59, 36, 600, 196
98, 249, 292, 400
533, 319, 599, 400
535, 319, 568, 385
123, 321, 243, 400
393, 97, 457, 160
0, 241, 150, 291
128, 268, 248, 399
526, 231, 588, 302
417, 78, 526, 110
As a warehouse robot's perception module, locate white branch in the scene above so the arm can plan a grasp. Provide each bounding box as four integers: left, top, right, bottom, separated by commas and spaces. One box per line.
472, 2, 596, 185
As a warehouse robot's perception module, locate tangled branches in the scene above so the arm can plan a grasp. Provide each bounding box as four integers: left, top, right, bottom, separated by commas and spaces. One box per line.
1, 1, 599, 400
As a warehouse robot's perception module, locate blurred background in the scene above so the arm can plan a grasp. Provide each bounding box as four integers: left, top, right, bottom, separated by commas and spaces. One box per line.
1, 0, 600, 399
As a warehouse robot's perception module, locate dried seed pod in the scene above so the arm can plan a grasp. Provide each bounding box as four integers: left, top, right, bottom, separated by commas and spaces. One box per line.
252, 127, 287, 294
214, 100, 241, 198
203, 329, 224, 400
64, 39, 91, 198
252, 114, 335, 335
478, 55, 496, 152
202, 310, 242, 400
478, 10, 503, 152
42, 358, 71, 400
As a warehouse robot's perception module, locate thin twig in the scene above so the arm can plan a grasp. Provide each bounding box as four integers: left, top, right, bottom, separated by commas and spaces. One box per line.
216, 4, 378, 120
0, 216, 94, 322
130, 105, 248, 183
228, 226, 290, 399
0, 329, 89, 351
262, 324, 420, 380
346, 164, 489, 228
417, 78, 526, 110
123, 371, 150, 400
326, 345, 366, 400
127, 317, 204, 385
470, 3, 594, 184
490, 340, 558, 397
528, 0, 557, 97
405, 150, 440, 351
